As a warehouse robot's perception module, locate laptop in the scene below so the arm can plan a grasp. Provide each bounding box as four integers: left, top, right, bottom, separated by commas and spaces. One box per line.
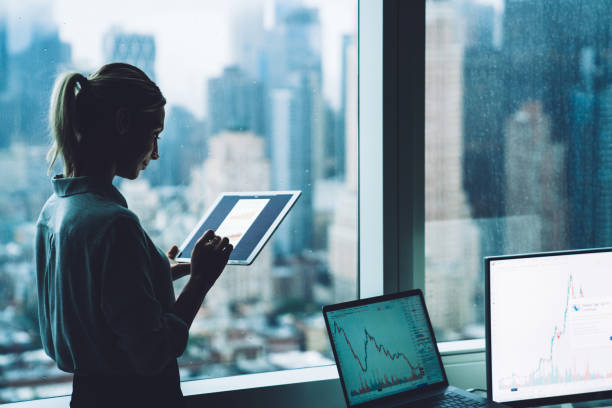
323, 289, 508, 407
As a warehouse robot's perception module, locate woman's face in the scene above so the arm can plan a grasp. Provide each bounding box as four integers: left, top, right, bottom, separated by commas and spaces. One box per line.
116, 107, 165, 180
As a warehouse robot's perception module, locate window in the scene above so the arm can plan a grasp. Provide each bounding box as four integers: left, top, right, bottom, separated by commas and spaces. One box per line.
425, 0, 611, 342
0, 0, 357, 403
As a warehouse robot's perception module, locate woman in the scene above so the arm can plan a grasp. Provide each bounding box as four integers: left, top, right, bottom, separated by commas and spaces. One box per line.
35, 63, 232, 407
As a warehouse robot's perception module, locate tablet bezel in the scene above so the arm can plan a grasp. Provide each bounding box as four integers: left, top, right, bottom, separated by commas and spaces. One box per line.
175, 190, 301, 265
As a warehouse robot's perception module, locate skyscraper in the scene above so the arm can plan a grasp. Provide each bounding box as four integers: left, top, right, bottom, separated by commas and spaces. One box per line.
504, 101, 566, 254
7, 27, 71, 146
425, 1, 480, 338
570, 45, 612, 248
329, 31, 357, 303
262, 4, 324, 258
461, 1, 504, 221
103, 29, 157, 81
334, 34, 356, 182
147, 105, 207, 187
207, 66, 265, 137
189, 130, 272, 307
0, 16, 7, 93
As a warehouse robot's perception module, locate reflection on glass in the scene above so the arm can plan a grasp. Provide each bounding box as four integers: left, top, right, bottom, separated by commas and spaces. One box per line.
426, 0, 611, 342
0, 0, 356, 403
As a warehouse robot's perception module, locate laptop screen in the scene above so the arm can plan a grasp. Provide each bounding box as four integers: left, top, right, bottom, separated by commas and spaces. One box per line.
325, 293, 446, 406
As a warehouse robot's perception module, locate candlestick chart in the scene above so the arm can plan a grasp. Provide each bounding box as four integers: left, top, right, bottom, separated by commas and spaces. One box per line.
490, 254, 612, 403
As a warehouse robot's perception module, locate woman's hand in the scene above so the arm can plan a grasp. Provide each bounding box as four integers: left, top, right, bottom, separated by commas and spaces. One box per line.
190, 230, 233, 291
167, 245, 191, 281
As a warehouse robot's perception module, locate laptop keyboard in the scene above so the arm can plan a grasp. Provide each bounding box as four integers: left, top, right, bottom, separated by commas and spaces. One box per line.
402, 392, 488, 407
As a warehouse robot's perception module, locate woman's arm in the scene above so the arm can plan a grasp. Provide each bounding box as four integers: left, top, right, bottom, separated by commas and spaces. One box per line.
172, 230, 232, 329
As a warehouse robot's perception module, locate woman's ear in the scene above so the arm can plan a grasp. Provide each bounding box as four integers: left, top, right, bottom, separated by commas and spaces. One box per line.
115, 108, 130, 136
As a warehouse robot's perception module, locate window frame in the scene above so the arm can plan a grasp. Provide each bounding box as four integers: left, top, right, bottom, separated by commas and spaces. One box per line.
0, 1, 489, 406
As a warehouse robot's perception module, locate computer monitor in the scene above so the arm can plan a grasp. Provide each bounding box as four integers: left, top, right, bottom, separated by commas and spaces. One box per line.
486, 248, 612, 407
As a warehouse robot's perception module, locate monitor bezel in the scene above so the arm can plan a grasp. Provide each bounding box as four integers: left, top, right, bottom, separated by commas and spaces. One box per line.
322, 289, 449, 408
485, 247, 612, 407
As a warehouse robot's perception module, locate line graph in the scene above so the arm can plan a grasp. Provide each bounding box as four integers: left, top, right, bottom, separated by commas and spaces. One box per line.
333, 321, 424, 396
498, 274, 598, 389
490, 254, 612, 402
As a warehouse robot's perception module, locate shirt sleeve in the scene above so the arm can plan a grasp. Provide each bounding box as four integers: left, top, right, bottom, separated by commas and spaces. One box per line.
100, 214, 188, 375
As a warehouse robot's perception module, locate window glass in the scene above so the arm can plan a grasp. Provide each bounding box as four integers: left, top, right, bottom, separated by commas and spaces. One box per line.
0, 0, 356, 402
425, 0, 610, 341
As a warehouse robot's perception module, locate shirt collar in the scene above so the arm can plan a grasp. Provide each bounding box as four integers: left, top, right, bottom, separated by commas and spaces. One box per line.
51, 175, 128, 208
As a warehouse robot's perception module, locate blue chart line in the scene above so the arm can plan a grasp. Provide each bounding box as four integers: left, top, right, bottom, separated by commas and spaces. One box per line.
499, 274, 602, 389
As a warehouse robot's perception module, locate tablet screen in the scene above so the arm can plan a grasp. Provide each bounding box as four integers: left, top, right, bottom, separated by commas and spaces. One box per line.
177, 191, 300, 265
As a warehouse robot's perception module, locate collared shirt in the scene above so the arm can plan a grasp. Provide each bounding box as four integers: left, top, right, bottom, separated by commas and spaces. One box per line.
35, 175, 188, 377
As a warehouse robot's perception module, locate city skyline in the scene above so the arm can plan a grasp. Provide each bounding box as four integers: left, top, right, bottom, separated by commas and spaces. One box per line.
2, 0, 355, 117
0, 0, 359, 402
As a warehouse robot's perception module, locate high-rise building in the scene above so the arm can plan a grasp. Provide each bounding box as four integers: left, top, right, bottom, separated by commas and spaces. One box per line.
146, 106, 207, 187
570, 43, 612, 248
460, 3, 505, 321
230, 5, 266, 81
6, 27, 71, 147
0, 15, 9, 149
461, 1, 504, 221
0, 16, 7, 93
207, 66, 265, 137
504, 101, 566, 254
262, 4, 324, 258
103, 29, 157, 81
334, 34, 356, 182
188, 130, 272, 307
329, 32, 357, 303
424, 1, 480, 338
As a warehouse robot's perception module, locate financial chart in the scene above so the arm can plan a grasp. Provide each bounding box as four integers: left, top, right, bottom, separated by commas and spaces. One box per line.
490, 252, 612, 402
326, 296, 444, 405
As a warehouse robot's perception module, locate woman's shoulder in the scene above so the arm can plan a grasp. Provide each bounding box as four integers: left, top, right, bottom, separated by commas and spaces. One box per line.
39, 191, 143, 239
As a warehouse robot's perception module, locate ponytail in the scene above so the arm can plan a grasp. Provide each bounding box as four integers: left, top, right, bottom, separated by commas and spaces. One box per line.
48, 72, 88, 175
47, 63, 165, 177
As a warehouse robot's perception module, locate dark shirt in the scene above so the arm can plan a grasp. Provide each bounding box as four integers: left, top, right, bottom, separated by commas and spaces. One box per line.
35, 175, 187, 405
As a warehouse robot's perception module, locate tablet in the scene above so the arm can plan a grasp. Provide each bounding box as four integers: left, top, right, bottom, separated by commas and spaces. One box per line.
176, 191, 301, 265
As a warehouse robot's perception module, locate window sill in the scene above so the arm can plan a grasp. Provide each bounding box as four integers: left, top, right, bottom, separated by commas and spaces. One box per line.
0, 340, 487, 407
181, 364, 339, 395
438, 338, 485, 356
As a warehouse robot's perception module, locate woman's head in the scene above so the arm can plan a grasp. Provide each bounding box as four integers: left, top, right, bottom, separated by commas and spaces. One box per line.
48, 62, 166, 179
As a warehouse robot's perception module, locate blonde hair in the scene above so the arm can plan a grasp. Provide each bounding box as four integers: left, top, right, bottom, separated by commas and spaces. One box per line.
48, 63, 166, 175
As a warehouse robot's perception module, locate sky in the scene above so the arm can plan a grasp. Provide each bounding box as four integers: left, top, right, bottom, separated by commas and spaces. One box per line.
3, 0, 356, 118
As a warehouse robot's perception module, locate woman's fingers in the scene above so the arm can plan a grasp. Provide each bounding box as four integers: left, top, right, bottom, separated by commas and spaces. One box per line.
167, 245, 179, 260
215, 237, 229, 251
201, 230, 215, 242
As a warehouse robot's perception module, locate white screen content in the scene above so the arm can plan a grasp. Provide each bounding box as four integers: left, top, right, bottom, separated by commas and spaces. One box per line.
214, 199, 270, 247
490, 251, 612, 403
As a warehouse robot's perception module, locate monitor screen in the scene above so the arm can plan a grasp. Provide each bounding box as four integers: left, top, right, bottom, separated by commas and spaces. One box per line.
325, 294, 445, 406
488, 249, 612, 404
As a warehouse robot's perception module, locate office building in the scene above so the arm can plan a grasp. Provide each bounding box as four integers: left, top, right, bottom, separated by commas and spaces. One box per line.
146, 105, 208, 187
424, 1, 480, 338
189, 130, 272, 308
0, 16, 7, 93
207, 66, 265, 137
230, 5, 266, 81
262, 5, 324, 258
329, 33, 357, 303
570, 47, 612, 248
504, 101, 566, 254
3, 28, 71, 147
103, 29, 157, 81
